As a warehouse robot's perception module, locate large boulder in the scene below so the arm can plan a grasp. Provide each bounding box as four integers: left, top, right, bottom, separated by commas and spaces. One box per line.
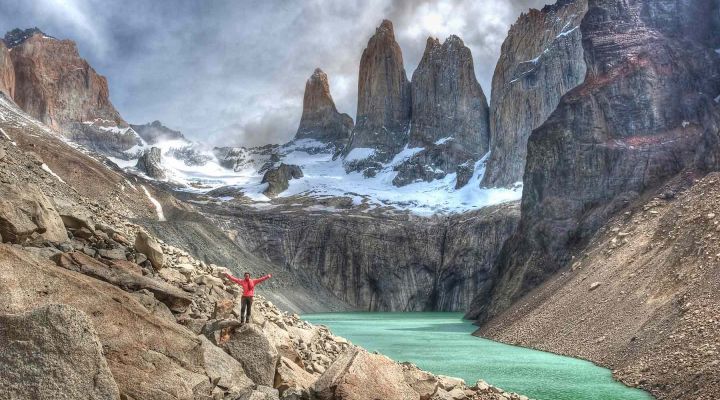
134, 230, 165, 269
0, 244, 213, 399
261, 163, 303, 198
313, 348, 420, 400
0, 182, 68, 243
53, 251, 191, 313
274, 356, 315, 397
222, 324, 280, 387
198, 334, 254, 393
136, 147, 166, 179
0, 303, 120, 400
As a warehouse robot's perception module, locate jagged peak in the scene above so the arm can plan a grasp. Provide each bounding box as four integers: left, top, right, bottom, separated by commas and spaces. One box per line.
443, 34, 464, 47
375, 19, 395, 37
3, 27, 55, 48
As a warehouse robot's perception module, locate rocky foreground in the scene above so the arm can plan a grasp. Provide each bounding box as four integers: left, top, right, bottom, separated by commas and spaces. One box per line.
0, 217, 528, 400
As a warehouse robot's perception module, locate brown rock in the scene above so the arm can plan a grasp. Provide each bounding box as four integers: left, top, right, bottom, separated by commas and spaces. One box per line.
134, 230, 164, 269
262, 163, 303, 198
0, 304, 120, 400
0, 41, 14, 98
346, 20, 411, 164
295, 68, 353, 146
0, 182, 68, 243
53, 251, 191, 312
274, 356, 315, 396
313, 348, 420, 400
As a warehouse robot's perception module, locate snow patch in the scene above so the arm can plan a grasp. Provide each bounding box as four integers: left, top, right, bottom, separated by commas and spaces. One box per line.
41, 163, 65, 183
142, 185, 166, 221
714, 94, 720, 104
434, 137, 454, 145
557, 25, 579, 37
345, 148, 376, 162
682, 121, 690, 128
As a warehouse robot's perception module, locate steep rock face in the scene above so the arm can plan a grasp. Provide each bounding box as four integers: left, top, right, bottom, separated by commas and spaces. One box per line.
393, 36, 490, 187
136, 147, 166, 179
261, 163, 303, 198
482, 0, 588, 187
345, 20, 411, 167
410, 36, 489, 152
0, 42, 14, 98
5, 29, 136, 155
218, 202, 519, 311
467, 0, 720, 322
295, 68, 353, 146
130, 120, 185, 145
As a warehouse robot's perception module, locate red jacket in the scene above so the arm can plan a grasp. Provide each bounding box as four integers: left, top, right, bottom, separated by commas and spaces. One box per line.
225, 274, 271, 297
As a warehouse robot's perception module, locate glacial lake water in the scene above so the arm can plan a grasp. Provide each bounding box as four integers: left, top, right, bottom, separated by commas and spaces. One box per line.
302, 312, 653, 400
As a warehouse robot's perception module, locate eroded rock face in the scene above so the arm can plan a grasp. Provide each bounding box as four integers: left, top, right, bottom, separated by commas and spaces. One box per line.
482, 0, 588, 187
0, 304, 120, 400
0, 42, 14, 98
222, 202, 519, 311
136, 147, 166, 179
0, 182, 68, 243
468, 0, 720, 322
410, 36, 489, 152
295, 68, 353, 147
345, 20, 411, 166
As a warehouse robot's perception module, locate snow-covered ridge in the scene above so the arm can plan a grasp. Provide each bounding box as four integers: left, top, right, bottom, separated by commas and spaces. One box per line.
107, 136, 522, 216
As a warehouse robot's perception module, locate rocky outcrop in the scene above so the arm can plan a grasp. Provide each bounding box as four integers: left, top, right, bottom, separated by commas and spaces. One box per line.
136, 147, 166, 179
345, 20, 411, 168
482, 0, 588, 187
393, 35, 490, 187
0, 41, 14, 98
222, 325, 280, 387
130, 120, 185, 144
0, 182, 68, 243
217, 202, 519, 311
134, 230, 165, 269
409, 36, 489, 151
262, 163, 303, 198
4, 28, 137, 155
295, 68, 353, 146
0, 304, 120, 400
468, 0, 720, 323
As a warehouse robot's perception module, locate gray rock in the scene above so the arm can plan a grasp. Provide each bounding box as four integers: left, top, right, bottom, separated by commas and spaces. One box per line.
198, 335, 254, 392
0, 182, 68, 243
134, 230, 164, 269
0, 304, 120, 399
136, 147, 165, 179
482, 0, 588, 187
98, 247, 127, 260
23, 245, 62, 260
222, 324, 280, 387
262, 163, 303, 198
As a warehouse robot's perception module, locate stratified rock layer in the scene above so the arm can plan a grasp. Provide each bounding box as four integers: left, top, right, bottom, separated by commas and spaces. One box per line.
346, 20, 411, 163
295, 68, 353, 146
482, 0, 588, 187
220, 202, 519, 311
468, 0, 720, 323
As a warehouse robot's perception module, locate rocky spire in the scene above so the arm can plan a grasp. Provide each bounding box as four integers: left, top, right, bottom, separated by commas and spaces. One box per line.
295, 68, 353, 146
409, 35, 489, 152
346, 19, 411, 163
0, 41, 14, 99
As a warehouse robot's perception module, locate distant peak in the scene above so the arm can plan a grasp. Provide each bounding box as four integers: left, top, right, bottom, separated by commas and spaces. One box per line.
376, 19, 395, 35
312, 68, 326, 78
3, 27, 54, 48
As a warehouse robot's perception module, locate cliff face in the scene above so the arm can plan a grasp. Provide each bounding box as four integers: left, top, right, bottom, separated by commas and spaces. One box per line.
345, 20, 411, 165
482, 0, 588, 187
210, 202, 519, 312
467, 0, 720, 322
392, 36, 490, 187
295, 68, 353, 147
0, 42, 14, 99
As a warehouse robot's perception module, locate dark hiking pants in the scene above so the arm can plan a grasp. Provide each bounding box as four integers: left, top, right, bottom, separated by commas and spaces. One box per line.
241, 296, 253, 322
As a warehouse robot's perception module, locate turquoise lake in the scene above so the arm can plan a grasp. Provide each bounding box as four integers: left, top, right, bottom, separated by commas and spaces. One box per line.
302, 312, 653, 400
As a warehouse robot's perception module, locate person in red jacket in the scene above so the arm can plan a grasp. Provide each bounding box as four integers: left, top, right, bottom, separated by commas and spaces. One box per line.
225, 272, 272, 324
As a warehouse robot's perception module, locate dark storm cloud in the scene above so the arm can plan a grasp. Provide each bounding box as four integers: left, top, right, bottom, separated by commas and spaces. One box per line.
0, 0, 549, 147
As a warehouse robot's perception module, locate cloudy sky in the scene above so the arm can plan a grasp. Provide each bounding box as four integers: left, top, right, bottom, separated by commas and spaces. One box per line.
1, 0, 548, 147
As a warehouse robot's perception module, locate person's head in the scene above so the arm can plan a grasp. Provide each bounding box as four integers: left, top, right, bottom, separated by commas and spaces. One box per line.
244, 272, 250, 280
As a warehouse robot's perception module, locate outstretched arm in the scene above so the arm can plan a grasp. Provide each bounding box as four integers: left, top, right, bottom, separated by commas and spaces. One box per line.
224, 273, 244, 285
253, 274, 272, 285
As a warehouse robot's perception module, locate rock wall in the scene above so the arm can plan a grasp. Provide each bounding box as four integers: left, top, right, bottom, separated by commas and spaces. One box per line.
467, 0, 720, 322
295, 68, 353, 147
214, 202, 519, 312
482, 0, 588, 187
346, 20, 411, 163
0, 42, 14, 99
